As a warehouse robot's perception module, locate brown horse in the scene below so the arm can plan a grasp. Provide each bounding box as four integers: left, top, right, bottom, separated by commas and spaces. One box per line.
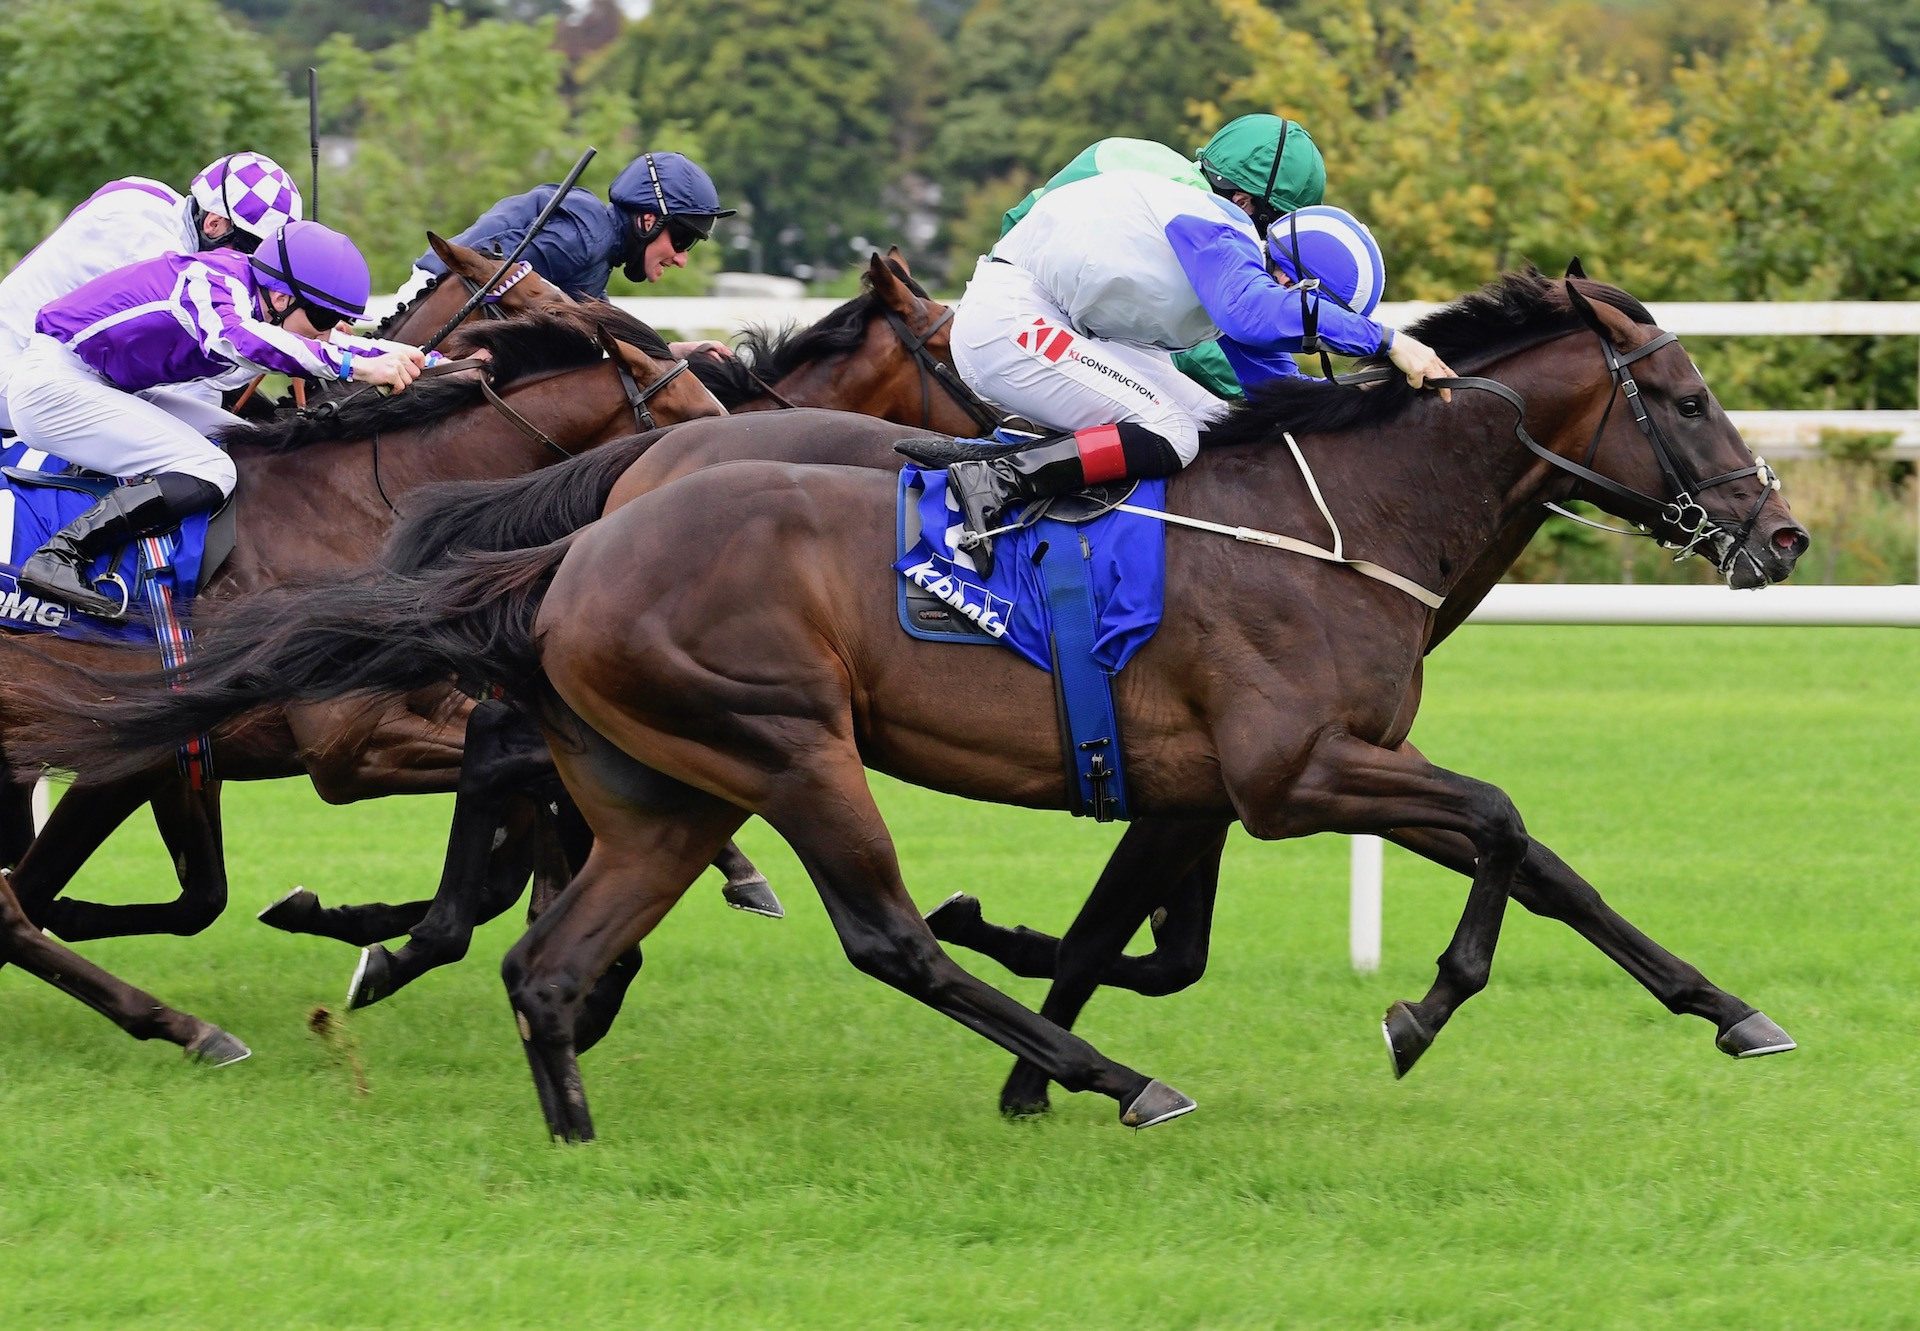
28, 270, 1809, 1137
0, 301, 724, 1060
375, 233, 574, 345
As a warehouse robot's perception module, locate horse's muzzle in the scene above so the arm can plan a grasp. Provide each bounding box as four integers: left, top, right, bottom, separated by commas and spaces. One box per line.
1728, 518, 1810, 589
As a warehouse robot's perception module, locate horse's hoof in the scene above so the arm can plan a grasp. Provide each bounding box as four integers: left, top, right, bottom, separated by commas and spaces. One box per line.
1716, 1011, 1796, 1059
346, 946, 392, 1011
923, 892, 982, 937
185, 1026, 252, 1068
999, 1075, 1052, 1118
257, 886, 318, 931
1118, 1079, 1195, 1129
1382, 1000, 1433, 1079
720, 876, 785, 919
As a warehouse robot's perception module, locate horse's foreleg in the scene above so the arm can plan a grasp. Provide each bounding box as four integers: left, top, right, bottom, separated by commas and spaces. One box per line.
44, 778, 230, 941
8, 773, 160, 925
0, 870, 248, 1064
1385, 827, 1791, 1058
1258, 732, 1528, 1079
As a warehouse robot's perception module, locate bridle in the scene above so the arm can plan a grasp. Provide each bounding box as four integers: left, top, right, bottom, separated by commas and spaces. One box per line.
878, 304, 1007, 434
1423, 309, 1780, 581
367, 345, 689, 514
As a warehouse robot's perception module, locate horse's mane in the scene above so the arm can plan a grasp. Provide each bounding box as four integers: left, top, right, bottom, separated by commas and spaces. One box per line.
372, 270, 448, 339
688, 261, 933, 408
1203, 267, 1655, 448
217, 303, 674, 453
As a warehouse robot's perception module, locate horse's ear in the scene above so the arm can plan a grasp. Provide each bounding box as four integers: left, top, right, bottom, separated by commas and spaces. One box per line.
1564, 256, 1587, 281
885, 244, 910, 274
868, 250, 917, 316
426, 231, 461, 268
1563, 273, 1627, 348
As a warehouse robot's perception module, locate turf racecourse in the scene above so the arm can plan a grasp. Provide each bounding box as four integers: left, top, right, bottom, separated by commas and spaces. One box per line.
0, 625, 1914, 1328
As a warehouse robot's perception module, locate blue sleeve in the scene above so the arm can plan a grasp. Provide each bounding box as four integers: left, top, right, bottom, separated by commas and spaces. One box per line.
414, 188, 619, 298
1164, 213, 1393, 359
1219, 337, 1303, 388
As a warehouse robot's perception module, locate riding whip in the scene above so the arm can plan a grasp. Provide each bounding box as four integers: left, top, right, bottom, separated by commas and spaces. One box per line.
307, 68, 320, 221
421, 146, 598, 354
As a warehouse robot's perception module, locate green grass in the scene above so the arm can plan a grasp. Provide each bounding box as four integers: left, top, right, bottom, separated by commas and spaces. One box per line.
1, 626, 1916, 1328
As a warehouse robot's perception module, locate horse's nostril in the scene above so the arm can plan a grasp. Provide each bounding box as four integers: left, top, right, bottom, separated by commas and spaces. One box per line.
1773, 527, 1808, 555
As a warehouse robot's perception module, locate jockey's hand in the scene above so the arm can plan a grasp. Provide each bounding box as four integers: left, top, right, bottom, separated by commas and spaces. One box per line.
1388, 332, 1455, 402
353, 349, 425, 393
670, 339, 732, 361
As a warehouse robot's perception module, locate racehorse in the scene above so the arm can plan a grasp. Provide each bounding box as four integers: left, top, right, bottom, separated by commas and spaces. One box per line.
0, 301, 724, 1059
375, 233, 574, 345
21, 269, 1809, 1136
254, 249, 1006, 1007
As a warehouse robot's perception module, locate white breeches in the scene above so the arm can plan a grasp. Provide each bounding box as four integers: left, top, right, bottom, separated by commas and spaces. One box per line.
950, 258, 1227, 464
0, 324, 27, 434
6, 335, 239, 493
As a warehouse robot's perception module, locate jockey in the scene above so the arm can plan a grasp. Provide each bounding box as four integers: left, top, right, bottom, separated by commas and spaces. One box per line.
0, 152, 303, 433
406, 150, 735, 297
998, 115, 1327, 401
942, 175, 1455, 572
8, 220, 425, 618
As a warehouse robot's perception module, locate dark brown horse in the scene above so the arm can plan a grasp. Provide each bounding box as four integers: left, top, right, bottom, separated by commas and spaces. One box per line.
0, 302, 724, 1060
27, 270, 1809, 1136
375, 233, 574, 345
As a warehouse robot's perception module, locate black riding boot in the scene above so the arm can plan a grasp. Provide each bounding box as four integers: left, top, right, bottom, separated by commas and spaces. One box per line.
18, 474, 220, 621
947, 423, 1182, 575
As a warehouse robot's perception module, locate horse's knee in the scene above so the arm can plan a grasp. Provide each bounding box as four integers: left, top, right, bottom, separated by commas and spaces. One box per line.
1131, 951, 1208, 998
841, 925, 945, 994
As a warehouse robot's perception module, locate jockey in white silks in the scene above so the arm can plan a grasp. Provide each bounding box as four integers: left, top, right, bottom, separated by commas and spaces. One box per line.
943, 170, 1455, 572
7, 220, 426, 619
0, 152, 304, 434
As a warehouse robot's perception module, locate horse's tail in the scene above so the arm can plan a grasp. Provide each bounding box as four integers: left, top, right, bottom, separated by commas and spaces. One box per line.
381, 429, 661, 576
11, 537, 576, 783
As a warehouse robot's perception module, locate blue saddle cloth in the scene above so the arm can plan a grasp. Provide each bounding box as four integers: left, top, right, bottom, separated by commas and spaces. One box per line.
893, 465, 1167, 672
0, 442, 211, 642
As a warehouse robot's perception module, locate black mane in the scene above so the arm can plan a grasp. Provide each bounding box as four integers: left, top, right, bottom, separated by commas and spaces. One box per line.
217, 303, 674, 454
698, 261, 933, 405
1203, 267, 1655, 449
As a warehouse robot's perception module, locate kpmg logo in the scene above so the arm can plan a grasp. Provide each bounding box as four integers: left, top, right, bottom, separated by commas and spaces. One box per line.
901, 555, 1011, 637
0, 585, 67, 628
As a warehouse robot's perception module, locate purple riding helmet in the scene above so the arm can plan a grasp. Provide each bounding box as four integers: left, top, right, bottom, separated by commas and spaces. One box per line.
248, 220, 372, 332
189, 152, 303, 252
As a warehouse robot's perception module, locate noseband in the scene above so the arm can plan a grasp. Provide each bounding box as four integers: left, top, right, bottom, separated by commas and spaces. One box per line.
1431, 325, 1779, 579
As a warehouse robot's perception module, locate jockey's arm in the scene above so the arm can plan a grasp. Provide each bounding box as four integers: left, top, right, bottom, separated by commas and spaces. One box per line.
184, 262, 415, 388
1164, 214, 1393, 359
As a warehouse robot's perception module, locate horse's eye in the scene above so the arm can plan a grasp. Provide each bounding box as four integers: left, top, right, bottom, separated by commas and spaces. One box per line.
1677, 397, 1704, 418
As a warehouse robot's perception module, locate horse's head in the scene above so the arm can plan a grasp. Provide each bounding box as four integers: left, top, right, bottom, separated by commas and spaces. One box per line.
858, 248, 1001, 436
377, 233, 573, 344
1551, 271, 1808, 589
592, 318, 729, 431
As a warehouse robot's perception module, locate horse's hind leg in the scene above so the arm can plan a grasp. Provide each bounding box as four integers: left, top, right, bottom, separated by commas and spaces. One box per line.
501, 735, 747, 1142
990, 819, 1230, 1117
44, 778, 229, 940
1386, 823, 1790, 1058
759, 750, 1187, 1128
0, 871, 248, 1065
7, 772, 157, 923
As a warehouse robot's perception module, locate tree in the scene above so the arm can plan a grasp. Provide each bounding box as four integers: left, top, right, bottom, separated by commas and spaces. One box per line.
601, 0, 935, 277
0, 0, 302, 207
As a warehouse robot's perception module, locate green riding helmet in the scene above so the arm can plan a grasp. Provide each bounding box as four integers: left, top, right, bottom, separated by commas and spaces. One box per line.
1194, 114, 1326, 233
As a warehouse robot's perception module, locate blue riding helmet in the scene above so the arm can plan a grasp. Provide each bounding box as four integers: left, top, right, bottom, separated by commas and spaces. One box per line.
608, 152, 736, 279
1265, 205, 1386, 317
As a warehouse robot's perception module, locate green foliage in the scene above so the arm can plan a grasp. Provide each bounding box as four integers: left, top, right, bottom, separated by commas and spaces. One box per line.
0, 0, 303, 207
316, 11, 624, 290
0, 187, 67, 271
604, 0, 936, 276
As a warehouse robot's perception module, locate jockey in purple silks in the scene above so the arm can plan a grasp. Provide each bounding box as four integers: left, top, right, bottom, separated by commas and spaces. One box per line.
8, 220, 427, 619
0, 152, 304, 434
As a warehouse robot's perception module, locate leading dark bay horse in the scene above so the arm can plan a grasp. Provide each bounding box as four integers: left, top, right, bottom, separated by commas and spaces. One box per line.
0, 302, 725, 1061
23, 270, 1810, 1137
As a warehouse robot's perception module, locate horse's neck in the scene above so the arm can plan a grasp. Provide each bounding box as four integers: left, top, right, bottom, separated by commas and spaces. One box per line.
217, 372, 617, 590
1185, 365, 1595, 618
380, 282, 458, 345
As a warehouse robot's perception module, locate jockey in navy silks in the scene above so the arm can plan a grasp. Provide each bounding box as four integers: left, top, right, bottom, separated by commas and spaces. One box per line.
0, 152, 304, 434
8, 220, 427, 618
943, 172, 1456, 572
402, 151, 738, 362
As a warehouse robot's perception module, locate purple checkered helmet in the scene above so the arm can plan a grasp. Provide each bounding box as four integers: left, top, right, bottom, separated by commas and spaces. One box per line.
190, 152, 303, 243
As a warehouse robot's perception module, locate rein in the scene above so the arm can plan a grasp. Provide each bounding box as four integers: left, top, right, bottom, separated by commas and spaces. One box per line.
365, 351, 688, 515
879, 306, 1006, 434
